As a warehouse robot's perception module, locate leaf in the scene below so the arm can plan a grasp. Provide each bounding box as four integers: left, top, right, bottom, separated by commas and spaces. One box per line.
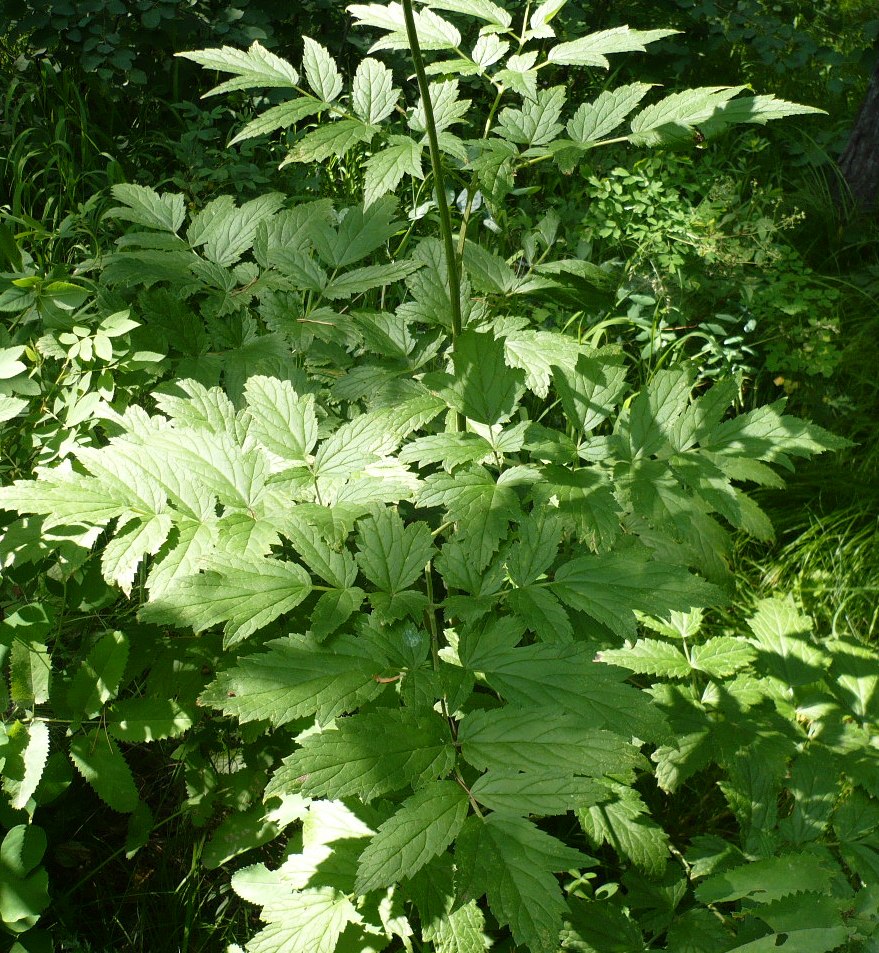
147, 519, 217, 598
598, 639, 691, 678
0, 829, 50, 930
141, 553, 312, 647
427, 0, 511, 28
455, 814, 590, 953
136, 427, 266, 510
0, 396, 27, 422
352, 57, 399, 124
496, 51, 540, 101
506, 586, 573, 643
199, 632, 386, 726
504, 329, 584, 399
355, 508, 434, 595
436, 330, 526, 426
289, 118, 378, 164
548, 27, 677, 68
399, 432, 492, 472
829, 637, 879, 721
778, 749, 838, 845
0, 346, 27, 380
470, 770, 604, 816
528, 0, 568, 39
506, 510, 561, 587
699, 94, 825, 137
9, 639, 51, 709
578, 784, 669, 876
628, 86, 746, 146
309, 587, 365, 640
552, 351, 628, 433
106, 698, 194, 742
68, 730, 139, 813
461, 638, 663, 740
188, 192, 285, 267
355, 781, 469, 892
202, 803, 281, 870
567, 83, 654, 143
562, 897, 646, 953
695, 853, 834, 905
0, 824, 47, 878
418, 466, 520, 570
101, 513, 173, 595
349, 3, 461, 51
244, 376, 318, 466
410, 80, 471, 134
727, 927, 848, 953
320, 259, 422, 299
690, 637, 755, 678
312, 196, 401, 268
701, 398, 847, 465
67, 631, 129, 721
552, 551, 722, 638
269, 709, 454, 801
746, 597, 825, 687
363, 135, 424, 208
246, 887, 359, 953
495, 86, 566, 146
178, 41, 299, 95
106, 183, 186, 233
229, 98, 326, 145
302, 36, 343, 102
531, 466, 620, 551
275, 512, 357, 589
5, 721, 50, 811
431, 900, 491, 953
459, 706, 643, 776
312, 410, 398, 479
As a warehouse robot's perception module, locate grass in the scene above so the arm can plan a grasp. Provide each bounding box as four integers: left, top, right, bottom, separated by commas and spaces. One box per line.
0, 61, 120, 265
47, 765, 255, 953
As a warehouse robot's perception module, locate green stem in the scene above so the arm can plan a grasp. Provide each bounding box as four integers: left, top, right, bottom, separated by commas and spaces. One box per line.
400, 0, 464, 433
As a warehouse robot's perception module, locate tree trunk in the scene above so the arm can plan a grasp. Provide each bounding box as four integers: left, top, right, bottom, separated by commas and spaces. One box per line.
838, 55, 879, 212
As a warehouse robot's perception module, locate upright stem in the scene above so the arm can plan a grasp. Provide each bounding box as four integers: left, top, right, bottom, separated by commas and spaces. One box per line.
401, 0, 465, 433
